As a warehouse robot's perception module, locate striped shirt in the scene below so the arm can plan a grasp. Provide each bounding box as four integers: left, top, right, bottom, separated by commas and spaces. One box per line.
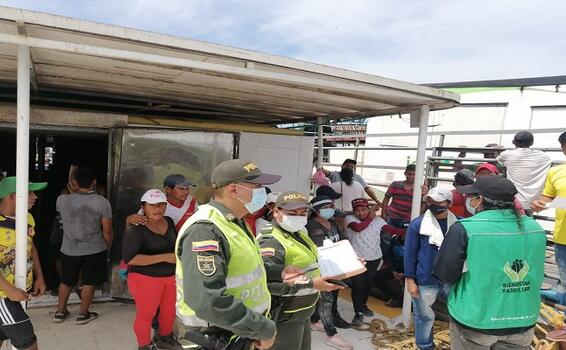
384, 181, 413, 221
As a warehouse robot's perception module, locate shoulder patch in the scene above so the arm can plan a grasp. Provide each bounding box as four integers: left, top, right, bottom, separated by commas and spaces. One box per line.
260, 224, 273, 235
196, 255, 217, 276
260, 247, 275, 257
192, 240, 219, 252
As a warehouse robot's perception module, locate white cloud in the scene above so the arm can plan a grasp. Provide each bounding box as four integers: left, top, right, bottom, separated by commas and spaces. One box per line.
1, 0, 565, 83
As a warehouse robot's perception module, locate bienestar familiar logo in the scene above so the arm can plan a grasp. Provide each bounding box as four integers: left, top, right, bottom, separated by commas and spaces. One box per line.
502, 259, 530, 293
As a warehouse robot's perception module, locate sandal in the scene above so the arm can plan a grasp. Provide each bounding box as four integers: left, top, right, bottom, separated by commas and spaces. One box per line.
76, 311, 98, 325
52, 310, 69, 323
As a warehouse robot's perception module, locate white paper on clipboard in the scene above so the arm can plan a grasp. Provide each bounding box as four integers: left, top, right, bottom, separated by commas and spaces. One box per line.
317, 240, 367, 280
548, 197, 566, 209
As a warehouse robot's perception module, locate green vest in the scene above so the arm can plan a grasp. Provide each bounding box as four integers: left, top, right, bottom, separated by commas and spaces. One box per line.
263, 226, 321, 313
448, 209, 546, 329
175, 204, 271, 326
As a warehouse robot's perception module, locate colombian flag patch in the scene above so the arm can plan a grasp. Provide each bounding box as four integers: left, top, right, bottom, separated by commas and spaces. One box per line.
261, 247, 275, 257
192, 240, 219, 252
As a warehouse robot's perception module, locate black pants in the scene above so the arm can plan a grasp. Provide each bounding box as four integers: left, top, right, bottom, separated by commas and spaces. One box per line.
311, 291, 338, 336
351, 259, 380, 314
374, 267, 402, 300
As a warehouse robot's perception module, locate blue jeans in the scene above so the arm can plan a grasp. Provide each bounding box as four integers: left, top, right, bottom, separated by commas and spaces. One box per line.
555, 243, 566, 292
413, 283, 451, 350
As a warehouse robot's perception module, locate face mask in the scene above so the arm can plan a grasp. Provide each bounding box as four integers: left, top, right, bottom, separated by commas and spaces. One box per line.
237, 185, 267, 214
465, 197, 478, 215
428, 204, 448, 216
279, 215, 308, 232
319, 208, 335, 220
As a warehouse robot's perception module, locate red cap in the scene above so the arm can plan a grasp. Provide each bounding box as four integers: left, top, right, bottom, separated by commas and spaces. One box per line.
351, 198, 369, 209
475, 162, 499, 175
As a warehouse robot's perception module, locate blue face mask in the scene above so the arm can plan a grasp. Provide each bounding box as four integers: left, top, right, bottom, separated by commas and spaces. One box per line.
319, 208, 335, 220
237, 185, 267, 214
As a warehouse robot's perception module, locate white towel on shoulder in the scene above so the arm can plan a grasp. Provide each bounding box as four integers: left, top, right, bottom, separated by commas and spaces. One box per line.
419, 209, 457, 247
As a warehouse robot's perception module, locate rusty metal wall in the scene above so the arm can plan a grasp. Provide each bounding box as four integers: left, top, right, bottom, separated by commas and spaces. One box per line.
109, 128, 234, 298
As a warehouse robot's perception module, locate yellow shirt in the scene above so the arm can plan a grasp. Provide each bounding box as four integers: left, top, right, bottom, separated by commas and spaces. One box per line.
543, 164, 566, 244
0, 213, 35, 298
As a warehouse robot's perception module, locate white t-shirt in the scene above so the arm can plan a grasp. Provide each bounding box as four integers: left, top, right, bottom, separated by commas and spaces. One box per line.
344, 215, 385, 261
497, 148, 552, 207
330, 181, 365, 211
165, 195, 198, 230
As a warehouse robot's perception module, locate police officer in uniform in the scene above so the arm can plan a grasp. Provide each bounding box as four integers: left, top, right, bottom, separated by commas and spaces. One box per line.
175, 159, 282, 350
258, 191, 342, 350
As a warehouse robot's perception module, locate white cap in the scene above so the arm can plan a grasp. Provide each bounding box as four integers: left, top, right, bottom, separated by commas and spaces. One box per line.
425, 187, 453, 203
141, 189, 167, 204
266, 192, 281, 204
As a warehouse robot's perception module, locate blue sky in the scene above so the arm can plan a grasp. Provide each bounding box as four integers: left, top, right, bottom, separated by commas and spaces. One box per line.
2, 0, 565, 83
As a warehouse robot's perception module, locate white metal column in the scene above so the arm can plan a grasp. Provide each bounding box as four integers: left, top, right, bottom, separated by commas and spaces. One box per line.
401, 104, 430, 328
14, 45, 31, 295
317, 117, 323, 169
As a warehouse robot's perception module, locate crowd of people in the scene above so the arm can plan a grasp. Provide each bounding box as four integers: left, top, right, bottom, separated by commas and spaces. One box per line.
0, 129, 564, 350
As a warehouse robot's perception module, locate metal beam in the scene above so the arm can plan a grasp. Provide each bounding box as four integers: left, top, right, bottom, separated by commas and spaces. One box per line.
323, 127, 566, 139
16, 21, 38, 93
401, 105, 430, 329
317, 117, 324, 169
15, 44, 30, 298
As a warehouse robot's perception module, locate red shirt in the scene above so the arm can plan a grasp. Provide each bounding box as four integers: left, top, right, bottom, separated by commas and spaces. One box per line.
384, 181, 413, 221
450, 189, 471, 218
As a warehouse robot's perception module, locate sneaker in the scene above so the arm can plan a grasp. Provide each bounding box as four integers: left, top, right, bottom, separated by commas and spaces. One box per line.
547, 328, 566, 342
138, 344, 158, 350
362, 306, 374, 317
325, 335, 353, 350
52, 310, 69, 323
351, 313, 364, 326
311, 321, 324, 332
154, 333, 182, 350
76, 311, 98, 325
333, 315, 352, 329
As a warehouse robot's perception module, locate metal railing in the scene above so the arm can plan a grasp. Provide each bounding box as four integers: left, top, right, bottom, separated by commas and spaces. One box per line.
319, 126, 564, 282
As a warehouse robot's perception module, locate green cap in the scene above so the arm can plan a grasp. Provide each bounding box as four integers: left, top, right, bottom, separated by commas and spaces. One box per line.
0, 176, 47, 199
211, 159, 281, 189
275, 191, 310, 210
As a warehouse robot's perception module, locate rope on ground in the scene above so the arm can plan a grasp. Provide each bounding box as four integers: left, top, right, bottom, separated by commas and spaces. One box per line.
355, 319, 449, 349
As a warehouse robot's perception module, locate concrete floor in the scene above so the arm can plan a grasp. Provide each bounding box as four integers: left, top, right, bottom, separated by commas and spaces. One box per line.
10, 293, 401, 350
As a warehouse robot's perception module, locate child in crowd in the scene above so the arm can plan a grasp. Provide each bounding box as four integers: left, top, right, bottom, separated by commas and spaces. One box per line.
345, 198, 386, 326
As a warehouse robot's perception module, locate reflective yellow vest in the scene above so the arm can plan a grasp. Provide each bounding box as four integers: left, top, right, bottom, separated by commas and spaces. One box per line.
264, 226, 321, 312
175, 204, 271, 326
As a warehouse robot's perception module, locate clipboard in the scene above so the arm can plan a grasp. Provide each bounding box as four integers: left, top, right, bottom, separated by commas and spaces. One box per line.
317, 240, 367, 280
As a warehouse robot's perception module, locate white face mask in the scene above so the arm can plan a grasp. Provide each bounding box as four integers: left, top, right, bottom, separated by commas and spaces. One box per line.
465, 197, 479, 215
279, 215, 308, 232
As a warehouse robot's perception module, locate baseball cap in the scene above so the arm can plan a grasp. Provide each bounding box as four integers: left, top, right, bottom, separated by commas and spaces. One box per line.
513, 131, 534, 145
275, 191, 310, 210
475, 162, 499, 175
141, 189, 168, 204
457, 176, 518, 202
0, 177, 47, 199
163, 174, 194, 188
351, 198, 369, 209
311, 195, 333, 210
454, 169, 475, 186
425, 187, 453, 203
211, 159, 281, 189
315, 185, 342, 200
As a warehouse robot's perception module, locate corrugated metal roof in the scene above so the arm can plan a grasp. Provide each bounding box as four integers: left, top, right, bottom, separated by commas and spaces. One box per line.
0, 7, 459, 124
